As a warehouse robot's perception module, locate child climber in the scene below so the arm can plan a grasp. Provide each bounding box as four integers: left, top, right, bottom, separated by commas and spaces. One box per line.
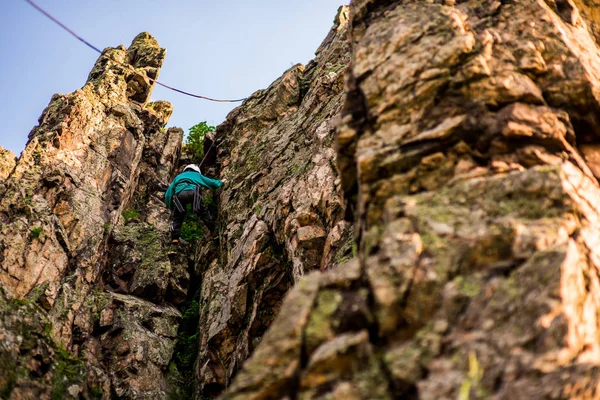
164, 164, 225, 244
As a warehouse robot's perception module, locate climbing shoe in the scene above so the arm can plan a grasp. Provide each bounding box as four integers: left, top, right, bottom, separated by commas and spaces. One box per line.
171, 238, 190, 246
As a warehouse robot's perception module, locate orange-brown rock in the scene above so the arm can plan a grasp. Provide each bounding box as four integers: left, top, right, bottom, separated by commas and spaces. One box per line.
7, 0, 600, 398
0, 33, 190, 399
0, 146, 16, 180
192, 6, 354, 397
223, 0, 600, 399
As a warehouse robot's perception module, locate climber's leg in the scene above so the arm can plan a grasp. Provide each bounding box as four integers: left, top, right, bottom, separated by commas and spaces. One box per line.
198, 201, 216, 232
170, 209, 186, 242
191, 187, 216, 232
170, 190, 194, 242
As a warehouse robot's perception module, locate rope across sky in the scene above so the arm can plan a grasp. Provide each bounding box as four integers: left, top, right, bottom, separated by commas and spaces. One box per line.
24, 0, 247, 103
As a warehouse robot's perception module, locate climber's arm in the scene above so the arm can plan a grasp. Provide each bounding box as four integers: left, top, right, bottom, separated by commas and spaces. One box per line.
164, 181, 175, 209
194, 174, 223, 189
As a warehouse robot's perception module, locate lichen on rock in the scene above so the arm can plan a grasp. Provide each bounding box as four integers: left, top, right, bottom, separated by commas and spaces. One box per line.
188, 6, 354, 397
222, 0, 600, 399
0, 32, 192, 398
6, 0, 600, 398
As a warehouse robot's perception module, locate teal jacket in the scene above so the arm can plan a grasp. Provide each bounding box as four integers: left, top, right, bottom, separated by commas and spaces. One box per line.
164, 171, 223, 209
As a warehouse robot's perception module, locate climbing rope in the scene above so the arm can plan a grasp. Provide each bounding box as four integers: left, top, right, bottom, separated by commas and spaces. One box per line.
24, 0, 247, 103
199, 139, 217, 168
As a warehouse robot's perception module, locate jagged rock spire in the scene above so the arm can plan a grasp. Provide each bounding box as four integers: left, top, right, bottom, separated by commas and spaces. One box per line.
0, 32, 186, 399
0, 146, 16, 180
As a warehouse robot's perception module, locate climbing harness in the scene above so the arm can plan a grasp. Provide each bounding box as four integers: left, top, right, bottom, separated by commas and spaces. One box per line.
193, 185, 203, 214
172, 194, 186, 213
171, 177, 208, 213
24, 0, 247, 103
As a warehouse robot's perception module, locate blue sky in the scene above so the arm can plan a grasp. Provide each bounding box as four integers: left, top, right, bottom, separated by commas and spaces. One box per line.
0, 0, 348, 155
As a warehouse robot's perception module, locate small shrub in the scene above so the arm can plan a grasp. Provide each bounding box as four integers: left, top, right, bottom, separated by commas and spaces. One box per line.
180, 219, 203, 243
185, 121, 215, 161
30, 227, 43, 239
122, 208, 141, 222
89, 386, 103, 400
175, 297, 200, 370
202, 192, 213, 206
179, 204, 204, 243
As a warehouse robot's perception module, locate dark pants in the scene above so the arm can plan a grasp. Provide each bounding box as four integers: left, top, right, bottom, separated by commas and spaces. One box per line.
171, 190, 215, 240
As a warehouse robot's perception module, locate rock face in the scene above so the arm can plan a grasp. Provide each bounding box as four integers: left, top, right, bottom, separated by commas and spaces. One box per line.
223, 0, 600, 399
193, 6, 353, 397
0, 147, 16, 180
0, 33, 190, 398
6, 1, 600, 399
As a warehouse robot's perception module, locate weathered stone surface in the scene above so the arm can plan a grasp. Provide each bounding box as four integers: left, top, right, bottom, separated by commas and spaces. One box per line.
97, 293, 181, 399
0, 32, 191, 399
298, 331, 390, 400
0, 146, 16, 180
0, 32, 166, 303
0, 288, 100, 399
193, 7, 354, 396
224, 274, 320, 400
104, 221, 188, 306
223, 0, 600, 398
6, 0, 600, 398
571, 0, 600, 43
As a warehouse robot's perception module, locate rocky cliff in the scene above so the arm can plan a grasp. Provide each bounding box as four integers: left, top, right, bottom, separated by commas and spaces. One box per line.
5, 0, 600, 399
0, 10, 354, 398
192, 7, 352, 396
0, 147, 16, 181
0, 33, 192, 399
222, 0, 600, 399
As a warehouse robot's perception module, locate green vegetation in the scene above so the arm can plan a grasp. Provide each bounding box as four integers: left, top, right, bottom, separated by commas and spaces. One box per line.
185, 121, 215, 161
1, 376, 16, 399
171, 291, 201, 399
27, 282, 50, 304
89, 385, 103, 399
203, 192, 219, 219
335, 235, 357, 265
181, 220, 203, 243
454, 276, 481, 298
30, 227, 43, 239
180, 204, 204, 243
122, 208, 141, 222
11, 298, 28, 307
115, 225, 163, 266
202, 192, 214, 207
0, 296, 87, 399
51, 344, 86, 400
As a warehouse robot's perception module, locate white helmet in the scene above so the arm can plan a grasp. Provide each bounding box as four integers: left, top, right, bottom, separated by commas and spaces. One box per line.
183, 164, 201, 174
